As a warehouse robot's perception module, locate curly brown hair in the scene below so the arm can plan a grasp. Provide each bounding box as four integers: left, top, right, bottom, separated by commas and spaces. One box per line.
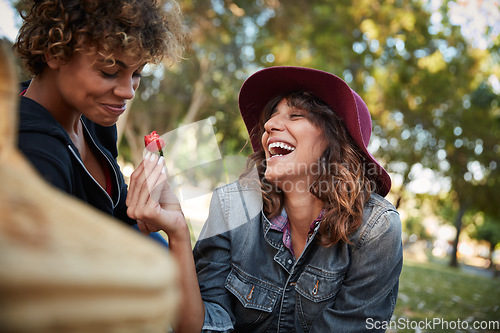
13, 0, 189, 76
244, 92, 375, 246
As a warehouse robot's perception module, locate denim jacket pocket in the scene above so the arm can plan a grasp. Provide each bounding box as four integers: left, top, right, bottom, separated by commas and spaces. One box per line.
225, 265, 280, 328
295, 266, 346, 326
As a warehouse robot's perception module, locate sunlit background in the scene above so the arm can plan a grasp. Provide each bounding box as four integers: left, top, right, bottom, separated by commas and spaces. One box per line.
1, 0, 499, 330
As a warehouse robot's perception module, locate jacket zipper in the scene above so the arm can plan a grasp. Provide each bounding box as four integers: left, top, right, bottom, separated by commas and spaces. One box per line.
67, 145, 114, 208
66, 120, 121, 209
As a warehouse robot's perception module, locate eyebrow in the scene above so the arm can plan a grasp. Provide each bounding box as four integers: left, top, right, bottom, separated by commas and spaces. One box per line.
115, 59, 128, 68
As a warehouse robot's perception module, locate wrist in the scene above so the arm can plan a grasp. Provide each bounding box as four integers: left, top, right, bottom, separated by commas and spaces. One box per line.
164, 212, 191, 244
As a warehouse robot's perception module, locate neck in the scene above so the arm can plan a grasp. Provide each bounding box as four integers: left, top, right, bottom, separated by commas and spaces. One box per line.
24, 73, 82, 136
283, 190, 323, 231
283, 190, 324, 258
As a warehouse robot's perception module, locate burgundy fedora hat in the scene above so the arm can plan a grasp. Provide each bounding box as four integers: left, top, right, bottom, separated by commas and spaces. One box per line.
238, 66, 391, 197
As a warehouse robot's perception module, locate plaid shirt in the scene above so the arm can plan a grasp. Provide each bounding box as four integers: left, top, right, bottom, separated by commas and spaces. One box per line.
269, 208, 325, 257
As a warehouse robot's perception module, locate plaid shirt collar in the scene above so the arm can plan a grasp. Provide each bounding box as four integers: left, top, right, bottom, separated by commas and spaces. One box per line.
269, 208, 325, 257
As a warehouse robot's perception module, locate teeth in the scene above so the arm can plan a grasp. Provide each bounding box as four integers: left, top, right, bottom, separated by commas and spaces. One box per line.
268, 142, 295, 152
267, 154, 284, 161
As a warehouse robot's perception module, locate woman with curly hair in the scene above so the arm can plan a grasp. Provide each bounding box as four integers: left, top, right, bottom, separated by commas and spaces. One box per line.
126, 66, 403, 332
13, 0, 188, 247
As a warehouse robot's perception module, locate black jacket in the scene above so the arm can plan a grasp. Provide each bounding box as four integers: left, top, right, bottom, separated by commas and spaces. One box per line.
18, 94, 136, 225
17, 82, 170, 248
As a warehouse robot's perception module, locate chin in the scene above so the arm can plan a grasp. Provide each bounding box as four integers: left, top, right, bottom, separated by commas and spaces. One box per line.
264, 170, 278, 183
264, 167, 288, 184
97, 117, 120, 127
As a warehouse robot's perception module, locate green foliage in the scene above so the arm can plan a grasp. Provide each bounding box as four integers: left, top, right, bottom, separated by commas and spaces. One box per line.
471, 213, 500, 248
404, 216, 431, 240
395, 259, 500, 332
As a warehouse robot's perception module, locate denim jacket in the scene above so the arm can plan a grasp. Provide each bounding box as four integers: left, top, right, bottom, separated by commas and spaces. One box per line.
193, 179, 403, 332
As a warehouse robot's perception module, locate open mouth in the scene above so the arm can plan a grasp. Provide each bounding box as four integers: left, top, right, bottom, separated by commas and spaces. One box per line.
268, 142, 295, 158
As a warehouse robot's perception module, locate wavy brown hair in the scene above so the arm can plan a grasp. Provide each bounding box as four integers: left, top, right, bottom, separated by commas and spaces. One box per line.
13, 0, 189, 76
243, 92, 376, 246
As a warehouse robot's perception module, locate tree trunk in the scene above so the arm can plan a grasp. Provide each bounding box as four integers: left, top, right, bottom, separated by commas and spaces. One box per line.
450, 203, 467, 267
394, 170, 411, 209
182, 55, 209, 125
488, 242, 497, 270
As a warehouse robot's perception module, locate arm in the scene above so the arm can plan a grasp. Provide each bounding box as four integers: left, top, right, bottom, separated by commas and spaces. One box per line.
312, 209, 403, 332
126, 152, 204, 333
192, 189, 236, 332
193, 179, 263, 332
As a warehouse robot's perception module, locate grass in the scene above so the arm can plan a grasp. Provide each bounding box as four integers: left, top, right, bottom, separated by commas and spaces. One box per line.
391, 258, 500, 332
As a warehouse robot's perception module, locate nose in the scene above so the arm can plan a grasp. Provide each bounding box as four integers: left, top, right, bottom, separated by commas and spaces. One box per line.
264, 114, 285, 133
114, 76, 139, 100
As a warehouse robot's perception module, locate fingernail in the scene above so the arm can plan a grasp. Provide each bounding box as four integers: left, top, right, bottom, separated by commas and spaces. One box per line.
145, 152, 151, 160
158, 156, 164, 165
162, 166, 166, 174
150, 153, 156, 162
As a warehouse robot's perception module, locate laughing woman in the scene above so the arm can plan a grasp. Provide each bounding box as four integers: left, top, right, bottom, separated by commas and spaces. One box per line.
14, 0, 188, 246
127, 66, 403, 332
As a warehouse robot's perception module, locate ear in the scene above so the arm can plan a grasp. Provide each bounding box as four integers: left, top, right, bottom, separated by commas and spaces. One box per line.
45, 53, 61, 70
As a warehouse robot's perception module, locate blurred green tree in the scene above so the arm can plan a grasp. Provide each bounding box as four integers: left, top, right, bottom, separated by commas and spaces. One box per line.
471, 213, 500, 271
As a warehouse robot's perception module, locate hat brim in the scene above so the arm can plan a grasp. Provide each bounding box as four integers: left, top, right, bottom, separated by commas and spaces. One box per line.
238, 66, 391, 197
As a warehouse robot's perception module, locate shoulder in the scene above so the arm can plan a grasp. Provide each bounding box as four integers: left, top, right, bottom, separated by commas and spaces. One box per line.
213, 176, 262, 214
365, 193, 399, 217
18, 99, 75, 189
18, 129, 73, 167
18, 131, 74, 191
213, 178, 258, 196
18, 96, 73, 163
19, 97, 69, 142
19, 132, 69, 157
18, 98, 72, 163
200, 179, 262, 239
351, 193, 402, 250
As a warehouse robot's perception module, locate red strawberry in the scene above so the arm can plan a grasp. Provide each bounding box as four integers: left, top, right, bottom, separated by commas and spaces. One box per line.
144, 131, 165, 156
